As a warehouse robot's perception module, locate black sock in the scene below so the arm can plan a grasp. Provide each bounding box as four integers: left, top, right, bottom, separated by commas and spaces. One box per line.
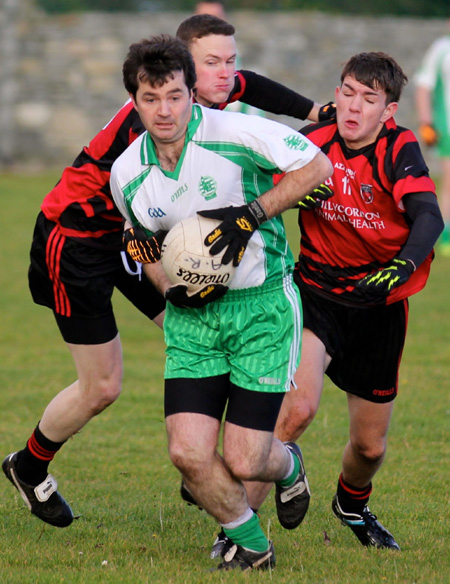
336, 473, 372, 515
15, 424, 65, 486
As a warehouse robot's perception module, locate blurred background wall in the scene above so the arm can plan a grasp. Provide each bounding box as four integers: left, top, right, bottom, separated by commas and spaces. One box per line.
0, 0, 447, 170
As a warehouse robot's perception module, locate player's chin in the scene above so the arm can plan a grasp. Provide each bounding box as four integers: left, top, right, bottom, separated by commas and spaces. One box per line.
154, 128, 177, 142
211, 89, 232, 104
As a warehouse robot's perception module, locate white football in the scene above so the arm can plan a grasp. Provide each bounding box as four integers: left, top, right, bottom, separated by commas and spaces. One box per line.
161, 215, 235, 293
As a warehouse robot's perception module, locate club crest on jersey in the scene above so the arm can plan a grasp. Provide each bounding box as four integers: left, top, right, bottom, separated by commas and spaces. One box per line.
198, 176, 217, 200
284, 135, 309, 151
360, 184, 374, 204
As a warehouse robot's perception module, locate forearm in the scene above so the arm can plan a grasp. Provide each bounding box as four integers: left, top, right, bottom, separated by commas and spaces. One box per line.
239, 70, 314, 121
398, 192, 444, 267
258, 152, 332, 218
306, 103, 322, 123
143, 262, 172, 296
398, 212, 444, 268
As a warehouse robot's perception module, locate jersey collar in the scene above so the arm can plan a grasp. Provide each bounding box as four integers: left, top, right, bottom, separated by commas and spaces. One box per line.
140, 104, 204, 172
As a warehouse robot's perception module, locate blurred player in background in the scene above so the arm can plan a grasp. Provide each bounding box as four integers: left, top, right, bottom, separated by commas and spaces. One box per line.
414, 18, 450, 256
110, 34, 332, 571
245, 51, 443, 552
195, 0, 227, 19
2, 14, 334, 529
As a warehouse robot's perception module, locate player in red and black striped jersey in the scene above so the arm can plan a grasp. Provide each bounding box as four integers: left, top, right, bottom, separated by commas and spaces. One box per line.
247, 52, 444, 550
297, 116, 437, 306
3, 15, 335, 529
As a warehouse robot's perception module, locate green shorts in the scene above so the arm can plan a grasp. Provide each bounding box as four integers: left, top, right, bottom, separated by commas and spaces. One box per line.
164, 277, 302, 393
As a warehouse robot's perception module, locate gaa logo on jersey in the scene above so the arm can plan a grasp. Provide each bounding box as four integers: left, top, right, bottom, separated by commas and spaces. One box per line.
284, 135, 308, 151
198, 176, 217, 201
148, 207, 166, 218
360, 184, 374, 204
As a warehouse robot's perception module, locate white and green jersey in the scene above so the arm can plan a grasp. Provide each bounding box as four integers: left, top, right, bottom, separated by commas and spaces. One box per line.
414, 35, 450, 140
110, 104, 321, 290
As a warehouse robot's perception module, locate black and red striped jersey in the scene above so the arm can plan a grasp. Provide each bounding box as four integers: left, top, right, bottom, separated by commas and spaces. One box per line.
41, 70, 314, 250
296, 117, 436, 306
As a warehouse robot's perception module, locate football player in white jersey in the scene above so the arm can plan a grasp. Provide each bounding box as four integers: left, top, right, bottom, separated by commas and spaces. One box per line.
110, 35, 332, 571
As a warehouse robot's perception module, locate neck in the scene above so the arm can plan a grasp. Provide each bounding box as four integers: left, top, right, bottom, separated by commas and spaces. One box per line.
155, 137, 185, 172
195, 95, 213, 108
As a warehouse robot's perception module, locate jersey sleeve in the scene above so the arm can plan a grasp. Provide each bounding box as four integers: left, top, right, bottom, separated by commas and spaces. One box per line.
413, 37, 450, 89
220, 70, 314, 119
109, 160, 133, 226
41, 100, 144, 235
235, 70, 315, 120
379, 126, 436, 208
199, 107, 322, 175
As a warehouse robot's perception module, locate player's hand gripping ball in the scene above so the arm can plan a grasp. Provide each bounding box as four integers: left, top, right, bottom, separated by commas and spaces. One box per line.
161, 215, 235, 308
199, 200, 268, 266
123, 225, 167, 263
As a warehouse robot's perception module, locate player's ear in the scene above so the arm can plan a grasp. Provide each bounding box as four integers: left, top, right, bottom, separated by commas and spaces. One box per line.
129, 93, 138, 111
381, 101, 398, 123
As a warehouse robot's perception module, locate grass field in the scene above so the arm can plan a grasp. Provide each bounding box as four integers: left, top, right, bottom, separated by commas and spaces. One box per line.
0, 173, 449, 583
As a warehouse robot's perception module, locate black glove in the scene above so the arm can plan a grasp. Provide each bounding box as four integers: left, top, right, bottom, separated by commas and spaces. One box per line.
198, 200, 268, 266
356, 258, 415, 294
123, 226, 167, 264
418, 123, 438, 147
318, 101, 337, 122
165, 283, 228, 308
295, 184, 333, 211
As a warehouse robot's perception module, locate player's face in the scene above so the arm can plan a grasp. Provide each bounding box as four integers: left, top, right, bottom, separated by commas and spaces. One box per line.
131, 71, 193, 146
335, 75, 397, 149
190, 34, 237, 107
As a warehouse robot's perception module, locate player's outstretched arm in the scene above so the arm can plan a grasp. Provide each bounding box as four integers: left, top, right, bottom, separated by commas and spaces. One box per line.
237, 70, 335, 122
200, 151, 332, 266
357, 191, 444, 295
258, 150, 333, 218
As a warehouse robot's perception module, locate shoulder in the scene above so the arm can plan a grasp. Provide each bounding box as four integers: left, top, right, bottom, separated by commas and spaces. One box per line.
111, 133, 145, 177
198, 105, 272, 133
382, 118, 418, 147
300, 120, 337, 146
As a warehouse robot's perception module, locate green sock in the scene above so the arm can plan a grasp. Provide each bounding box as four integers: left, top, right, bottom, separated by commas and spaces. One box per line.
276, 449, 300, 488
222, 512, 268, 552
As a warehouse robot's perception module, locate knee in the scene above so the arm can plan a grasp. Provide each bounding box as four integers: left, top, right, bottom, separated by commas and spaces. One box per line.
351, 439, 386, 466
275, 395, 317, 442
167, 438, 211, 478
83, 373, 122, 416
226, 455, 262, 482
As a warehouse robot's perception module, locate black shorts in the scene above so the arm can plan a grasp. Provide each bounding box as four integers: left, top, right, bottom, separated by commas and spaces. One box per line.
28, 212, 166, 345
295, 275, 408, 403
165, 374, 285, 432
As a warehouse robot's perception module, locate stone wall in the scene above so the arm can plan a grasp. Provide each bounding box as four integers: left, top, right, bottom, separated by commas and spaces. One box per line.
0, 3, 447, 170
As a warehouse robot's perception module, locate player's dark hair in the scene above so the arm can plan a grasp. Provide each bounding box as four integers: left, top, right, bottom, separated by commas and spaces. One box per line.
123, 35, 196, 98
341, 52, 408, 104
176, 14, 235, 48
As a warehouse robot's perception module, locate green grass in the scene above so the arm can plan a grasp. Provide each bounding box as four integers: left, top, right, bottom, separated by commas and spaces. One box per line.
0, 173, 449, 583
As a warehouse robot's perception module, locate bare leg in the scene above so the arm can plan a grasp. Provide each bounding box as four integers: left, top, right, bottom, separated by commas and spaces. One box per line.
245, 329, 330, 510
166, 413, 291, 524
342, 394, 394, 488
39, 334, 124, 442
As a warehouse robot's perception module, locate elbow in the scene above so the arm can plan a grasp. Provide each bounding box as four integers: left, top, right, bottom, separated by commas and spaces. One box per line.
318, 151, 333, 182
